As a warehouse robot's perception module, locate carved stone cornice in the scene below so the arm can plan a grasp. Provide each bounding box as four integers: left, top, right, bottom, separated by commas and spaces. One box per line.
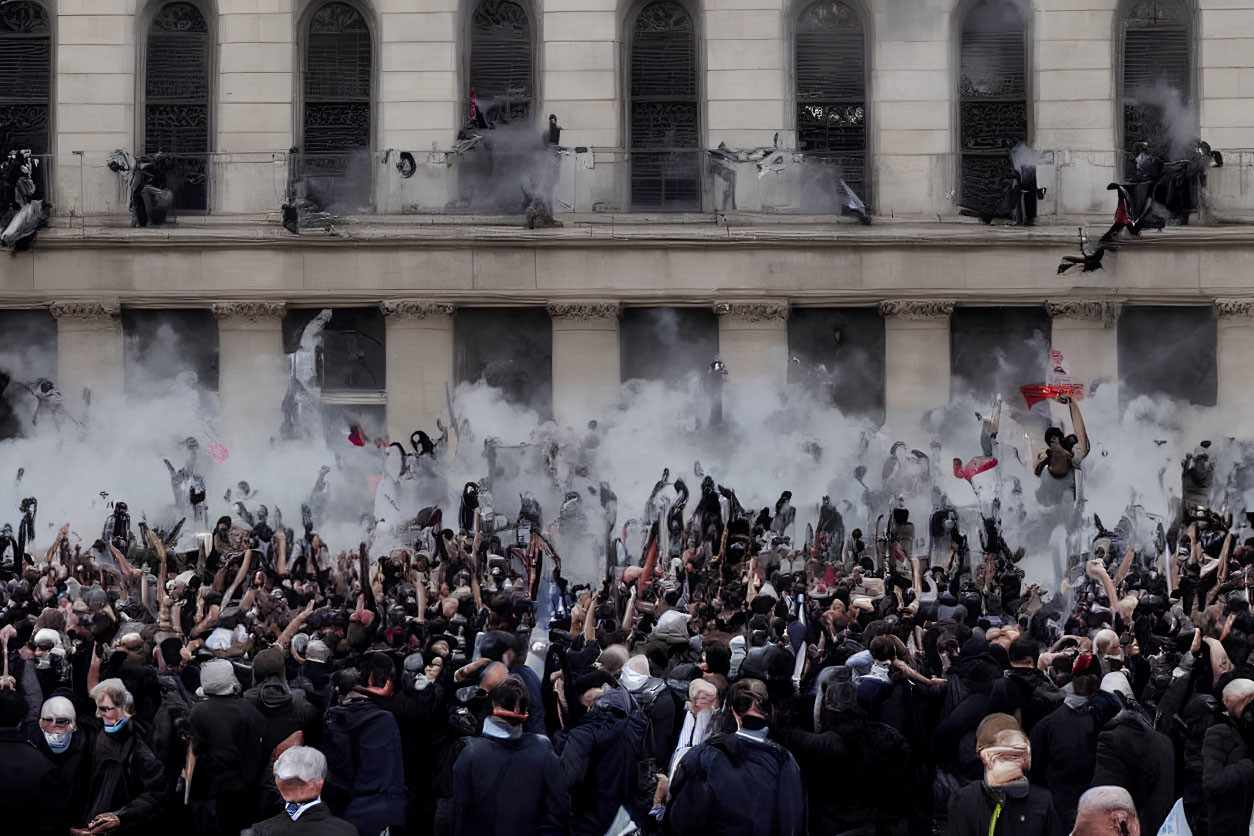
379, 301, 455, 319
48, 301, 121, 321
713, 301, 789, 322
546, 302, 622, 321
1045, 301, 1105, 322
1215, 298, 1254, 319
877, 300, 955, 320
211, 301, 287, 321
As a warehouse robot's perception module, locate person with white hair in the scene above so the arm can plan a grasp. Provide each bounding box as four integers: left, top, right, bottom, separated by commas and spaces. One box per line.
1201, 677, 1254, 836
250, 746, 357, 835
1072, 786, 1139, 836
81, 678, 165, 834
29, 693, 93, 827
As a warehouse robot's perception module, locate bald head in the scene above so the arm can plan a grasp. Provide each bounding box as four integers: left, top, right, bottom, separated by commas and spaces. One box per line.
1223, 678, 1254, 718
1074, 786, 1139, 836
479, 661, 510, 693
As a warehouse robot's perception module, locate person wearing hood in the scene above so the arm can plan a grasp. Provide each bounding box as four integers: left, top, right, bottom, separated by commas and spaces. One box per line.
0, 689, 68, 836
187, 658, 267, 835
81, 678, 165, 835
28, 693, 94, 827
556, 670, 648, 836
946, 713, 1062, 836
1088, 670, 1174, 836
322, 666, 407, 836
988, 639, 1061, 734
1028, 659, 1100, 828
642, 609, 700, 675
453, 676, 569, 836
662, 677, 804, 836
617, 650, 680, 773
1201, 677, 1254, 836
245, 648, 322, 817
251, 745, 357, 836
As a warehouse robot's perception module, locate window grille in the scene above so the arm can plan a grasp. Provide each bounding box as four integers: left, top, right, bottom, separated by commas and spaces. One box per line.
302, 2, 372, 207
1121, 0, 1190, 173
0, 1, 50, 195
470, 0, 532, 124
795, 0, 867, 200
958, 0, 1028, 217
630, 1, 700, 211
146, 2, 210, 211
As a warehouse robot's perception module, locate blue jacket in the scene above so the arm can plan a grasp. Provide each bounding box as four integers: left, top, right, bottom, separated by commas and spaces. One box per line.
558, 687, 648, 836
453, 724, 569, 836
323, 698, 407, 836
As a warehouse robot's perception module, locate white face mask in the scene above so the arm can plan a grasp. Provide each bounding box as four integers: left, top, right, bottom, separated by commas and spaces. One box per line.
43, 731, 71, 752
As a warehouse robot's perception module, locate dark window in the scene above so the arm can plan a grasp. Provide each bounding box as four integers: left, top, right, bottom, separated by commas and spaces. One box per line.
145, 2, 210, 212
302, 1, 372, 209
0, 309, 55, 440
958, 0, 1028, 217
284, 307, 386, 394
455, 308, 553, 419
630, 0, 700, 211
123, 309, 220, 394
1117, 306, 1216, 407
470, 0, 532, 124
1121, 0, 1191, 173
0, 2, 51, 198
620, 307, 719, 383
795, 0, 867, 201
950, 307, 1050, 402
788, 308, 884, 422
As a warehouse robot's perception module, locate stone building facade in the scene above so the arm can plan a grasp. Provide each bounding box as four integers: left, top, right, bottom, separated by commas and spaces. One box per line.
2, 0, 1254, 448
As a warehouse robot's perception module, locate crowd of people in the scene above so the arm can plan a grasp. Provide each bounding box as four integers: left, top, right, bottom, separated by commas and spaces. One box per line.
3, 393, 1254, 836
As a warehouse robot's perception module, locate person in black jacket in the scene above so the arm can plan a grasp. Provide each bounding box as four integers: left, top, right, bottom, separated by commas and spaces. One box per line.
1202, 678, 1254, 836
323, 668, 408, 836
27, 693, 94, 829
245, 648, 323, 818
1089, 672, 1175, 836
187, 658, 267, 835
989, 639, 1061, 734
663, 678, 804, 836
1029, 670, 1100, 829
946, 713, 1062, 836
452, 676, 569, 836
82, 678, 166, 835
251, 745, 357, 836
0, 689, 68, 836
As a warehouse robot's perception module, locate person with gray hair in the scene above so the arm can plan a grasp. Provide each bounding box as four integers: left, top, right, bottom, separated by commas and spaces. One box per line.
1202, 677, 1254, 836
250, 746, 357, 835
81, 677, 165, 834
1072, 787, 1139, 836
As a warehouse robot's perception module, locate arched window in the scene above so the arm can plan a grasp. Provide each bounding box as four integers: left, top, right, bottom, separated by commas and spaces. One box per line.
301, 1, 372, 209
469, 0, 533, 124
629, 0, 700, 212
144, 2, 210, 212
957, 0, 1028, 217
795, 0, 867, 200
1120, 0, 1191, 176
0, 2, 51, 196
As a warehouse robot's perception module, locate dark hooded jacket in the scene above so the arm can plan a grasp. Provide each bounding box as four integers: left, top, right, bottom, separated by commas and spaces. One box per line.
0, 725, 70, 835
1091, 708, 1175, 836
83, 719, 166, 833
453, 721, 570, 836
664, 729, 805, 836
1201, 715, 1254, 836
988, 666, 1061, 734
323, 697, 407, 836
244, 675, 322, 816
945, 780, 1062, 836
557, 686, 648, 836
1028, 700, 1098, 828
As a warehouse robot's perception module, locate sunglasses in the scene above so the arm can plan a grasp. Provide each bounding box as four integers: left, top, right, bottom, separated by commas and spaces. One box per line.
40, 716, 73, 727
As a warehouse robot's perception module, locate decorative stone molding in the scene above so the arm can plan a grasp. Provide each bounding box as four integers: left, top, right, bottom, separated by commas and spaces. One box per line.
546, 302, 622, 321
1215, 298, 1254, 320
379, 301, 455, 319
211, 301, 287, 321
48, 301, 121, 321
1045, 301, 1105, 321
713, 302, 789, 322
877, 300, 955, 320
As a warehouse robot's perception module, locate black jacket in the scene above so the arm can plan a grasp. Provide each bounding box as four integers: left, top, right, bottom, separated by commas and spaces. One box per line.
27, 724, 94, 827
945, 781, 1062, 836
1201, 716, 1254, 836
323, 697, 407, 836
251, 802, 359, 836
1091, 709, 1175, 836
83, 721, 166, 833
1028, 702, 1098, 829
988, 667, 1061, 734
664, 730, 805, 836
453, 725, 569, 836
0, 726, 69, 836
557, 686, 648, 836
188, 694, 267, 797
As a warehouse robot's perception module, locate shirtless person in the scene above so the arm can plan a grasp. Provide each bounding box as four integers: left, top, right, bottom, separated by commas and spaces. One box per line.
1035, 395, 1089, 480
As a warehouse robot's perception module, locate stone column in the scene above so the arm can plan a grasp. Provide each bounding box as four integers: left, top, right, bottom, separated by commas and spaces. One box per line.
1216, 299, 1254, 418
880, 300, 954, 427
212, 302, 288, 446
547, 302, 621, 427
1045, 300, 1118, 400
380, 301, 455, 441
50, 301, 124, 414
714, 302, 790, 386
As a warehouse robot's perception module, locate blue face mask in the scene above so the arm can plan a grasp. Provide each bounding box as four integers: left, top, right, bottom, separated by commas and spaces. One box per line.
43, 731, 71, 753
104, 716, 129, 734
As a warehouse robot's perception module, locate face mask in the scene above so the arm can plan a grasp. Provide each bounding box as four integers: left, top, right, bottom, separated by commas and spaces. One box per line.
43, 731, 70, 753
104, 716, 129, 734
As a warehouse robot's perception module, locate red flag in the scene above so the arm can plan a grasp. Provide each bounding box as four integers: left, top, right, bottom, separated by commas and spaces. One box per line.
953, 456, 998, 482
1020, 384, 1084, 409
348, 426, 367, 447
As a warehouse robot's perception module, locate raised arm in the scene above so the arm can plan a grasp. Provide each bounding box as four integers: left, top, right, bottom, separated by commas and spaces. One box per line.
1067, 397, 1090, 463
